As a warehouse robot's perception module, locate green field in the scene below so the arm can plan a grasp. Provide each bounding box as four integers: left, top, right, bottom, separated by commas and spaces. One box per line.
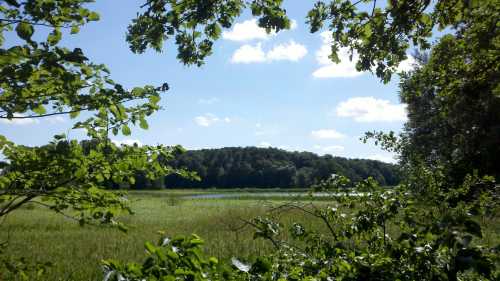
0, 190, 326, 280
1, 190, 498, 280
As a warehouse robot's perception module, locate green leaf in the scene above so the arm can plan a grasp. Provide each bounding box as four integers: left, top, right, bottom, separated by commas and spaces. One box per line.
33, 105, 46, 115
15, 22, 34, 41
88, 12, 100, 21
47, 29, 62, 45
70, 25, 80, 34
69, 111, 80, 119
139, 118, 149, 130
122, 125, 131, 136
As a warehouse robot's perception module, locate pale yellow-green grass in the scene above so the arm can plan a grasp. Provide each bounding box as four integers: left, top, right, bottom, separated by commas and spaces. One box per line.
0, 192, 319, 280
1, 190, 498, 280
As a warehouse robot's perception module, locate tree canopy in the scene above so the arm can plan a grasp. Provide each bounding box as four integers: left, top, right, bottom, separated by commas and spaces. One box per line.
163, 147, 400, 189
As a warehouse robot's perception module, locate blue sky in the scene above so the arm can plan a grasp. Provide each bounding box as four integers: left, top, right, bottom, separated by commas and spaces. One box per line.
0, 1, 413, 163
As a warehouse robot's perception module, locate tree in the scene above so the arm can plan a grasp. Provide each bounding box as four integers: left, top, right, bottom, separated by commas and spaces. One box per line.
398, 0, 500, 183
0, 0, 193, 227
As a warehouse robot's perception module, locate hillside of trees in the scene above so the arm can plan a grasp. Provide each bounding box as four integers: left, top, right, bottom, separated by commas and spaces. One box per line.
153, 147, 401, 189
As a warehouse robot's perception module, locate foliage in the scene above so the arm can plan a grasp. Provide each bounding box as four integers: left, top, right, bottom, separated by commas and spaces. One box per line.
102, 234, 219, 281
126, 0, 494, 82
162, 147, 401, 189
2, 0, 499, 280
105, 174, 500, 280
397, 0, 500, 183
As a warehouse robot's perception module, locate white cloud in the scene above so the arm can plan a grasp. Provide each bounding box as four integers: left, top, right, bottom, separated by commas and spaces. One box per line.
397, 55, 417, 72
112, 139, 143, 146
47, 116, 66, 124
0, 113, 39, 125
313, 144, 345, 155
266, 40, 307, 62
255, 123, 262, 128
231, 41, 307, 64
336, 97, 407, 122
194, 113, 220, 127
231, 43, 266, 63
194, 113, 231, 127
223, 19, 274, 41
311, 129, 346, 140
367, 154, 397, 164
198, 97, 219, 105
258, 141, 272, 147
313, 32, 362, 78
223, 18, 298, 42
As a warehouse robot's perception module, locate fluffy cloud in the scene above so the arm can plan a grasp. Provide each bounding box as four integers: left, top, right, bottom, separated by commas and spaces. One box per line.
198, 97, 219, 105
336, 97, 407, 122
266, 41, 307, 62
258, 141, 272, 147
194, 113, 231, 127
313, 32, 362, 78
231, 40, 307, 64
313, 145, 345, 155
311, 129, 346, 140
112, 139, 143, 146
223, 18, 297, 42
0, 113, 39, 125
313, 31, 417, 78
367, 154, 397, 164
231, 43, 267, 63
223, 19, 274, 41
396, 55, 417, 72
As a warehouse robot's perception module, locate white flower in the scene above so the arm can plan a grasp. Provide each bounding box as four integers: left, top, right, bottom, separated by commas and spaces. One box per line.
231, 257, 250, 272
161, 237, 170, 246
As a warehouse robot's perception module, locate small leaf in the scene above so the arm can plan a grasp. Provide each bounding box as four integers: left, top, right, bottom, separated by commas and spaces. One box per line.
87, 12, 100, 21
70, 25, 80, 34
122, 125, 131, 136
139, 118, 148, 130
15, 22, 34, 41
47, 28, 62, 45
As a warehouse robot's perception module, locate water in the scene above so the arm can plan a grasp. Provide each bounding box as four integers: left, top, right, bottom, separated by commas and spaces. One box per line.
182, 191, 367, 199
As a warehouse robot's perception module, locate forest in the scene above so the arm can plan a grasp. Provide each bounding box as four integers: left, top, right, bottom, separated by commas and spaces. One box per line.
161, 147, 400, 188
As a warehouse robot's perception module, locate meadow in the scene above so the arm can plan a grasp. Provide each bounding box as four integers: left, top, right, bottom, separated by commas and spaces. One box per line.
1, 189, 498, 280
0, 190, 327, 280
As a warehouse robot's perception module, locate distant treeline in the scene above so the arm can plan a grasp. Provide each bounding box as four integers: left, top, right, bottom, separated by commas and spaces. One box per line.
155, 147, 401, 189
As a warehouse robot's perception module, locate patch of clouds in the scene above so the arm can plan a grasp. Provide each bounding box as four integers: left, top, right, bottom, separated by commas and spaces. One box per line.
367, 153, 397, 164
312, 32, 362, 78
258, 141, 272, 147
231, 43, 267, 63
112, 139, 143, 146
194, 113, 231, 127
312, 32, 417, 78
223, 19, 274, 41
311, 129, 346, 140
223, 18, 298, 42
266, 40, 307, 62
198, 97, 219, 105
47, 116, 66, 124
313, 144, 345, 155
0, 113, 40, 125
397, 55, 418, 72
231, 41, 307, 64
336, 97, 407, 122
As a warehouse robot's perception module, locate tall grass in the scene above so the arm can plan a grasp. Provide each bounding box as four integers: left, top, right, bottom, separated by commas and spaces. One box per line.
0, 192, 318, 280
